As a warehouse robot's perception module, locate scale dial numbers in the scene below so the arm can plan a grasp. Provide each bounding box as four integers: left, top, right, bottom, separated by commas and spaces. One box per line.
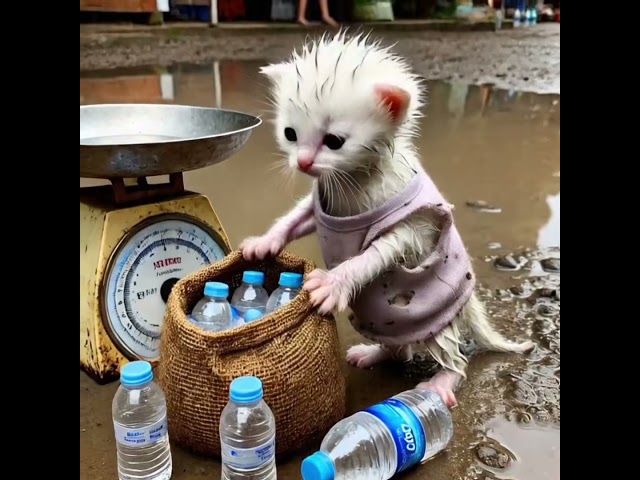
102, 214, 228, 361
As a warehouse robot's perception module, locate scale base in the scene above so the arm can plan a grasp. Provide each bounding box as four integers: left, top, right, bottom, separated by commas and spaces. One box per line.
80, 186, 231, 384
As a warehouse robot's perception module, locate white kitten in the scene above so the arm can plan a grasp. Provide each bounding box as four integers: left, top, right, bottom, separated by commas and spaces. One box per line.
241, 31, 533, 407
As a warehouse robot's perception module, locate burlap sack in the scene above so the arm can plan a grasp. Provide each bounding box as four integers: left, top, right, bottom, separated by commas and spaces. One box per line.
157, 250, 346, 458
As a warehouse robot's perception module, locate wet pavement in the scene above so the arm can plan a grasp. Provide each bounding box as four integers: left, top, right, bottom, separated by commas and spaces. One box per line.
80, 24, 560, 94
80, 60, 560, 479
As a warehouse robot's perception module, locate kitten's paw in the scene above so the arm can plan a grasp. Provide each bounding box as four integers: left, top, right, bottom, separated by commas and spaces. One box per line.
304, 269, 350, 314
346, 344, 390, 369
416, 380, 458, 408
239, 234, 285, 261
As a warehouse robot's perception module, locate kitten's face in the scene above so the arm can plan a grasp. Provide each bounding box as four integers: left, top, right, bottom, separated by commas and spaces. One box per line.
272, 93, 393, 178
261, 35, 420, 179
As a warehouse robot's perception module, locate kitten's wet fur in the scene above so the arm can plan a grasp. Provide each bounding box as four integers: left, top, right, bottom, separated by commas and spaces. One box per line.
241, 31, 533, 408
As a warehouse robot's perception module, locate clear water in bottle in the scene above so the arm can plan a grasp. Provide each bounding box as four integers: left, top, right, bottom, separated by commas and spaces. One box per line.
231, 271, 269, 320
190, 281, 233, 332
265, 272, 303, 313
220, 376, 277, 480
301, 389, 453, 480
112, 361, 172, 480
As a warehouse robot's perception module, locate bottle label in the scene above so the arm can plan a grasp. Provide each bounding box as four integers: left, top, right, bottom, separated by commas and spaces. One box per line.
221, 435, 275, 469
113, 415, 168, 447
363, 398, 427, 474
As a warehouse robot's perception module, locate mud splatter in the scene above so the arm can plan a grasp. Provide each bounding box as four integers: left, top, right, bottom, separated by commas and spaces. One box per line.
466, 200, 502, 214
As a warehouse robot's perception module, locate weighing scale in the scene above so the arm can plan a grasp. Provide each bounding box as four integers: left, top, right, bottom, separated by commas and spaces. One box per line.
80, 104, 261, 384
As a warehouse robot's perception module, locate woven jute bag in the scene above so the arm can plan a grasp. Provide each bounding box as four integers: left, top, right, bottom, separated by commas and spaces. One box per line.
157, 250, 346, 458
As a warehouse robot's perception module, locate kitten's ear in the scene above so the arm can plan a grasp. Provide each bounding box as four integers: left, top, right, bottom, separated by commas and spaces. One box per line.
374, 84, 411, 123
260, 63, 289, 84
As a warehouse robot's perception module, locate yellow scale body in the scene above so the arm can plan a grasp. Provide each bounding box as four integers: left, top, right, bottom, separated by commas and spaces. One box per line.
80, 187, 231, 384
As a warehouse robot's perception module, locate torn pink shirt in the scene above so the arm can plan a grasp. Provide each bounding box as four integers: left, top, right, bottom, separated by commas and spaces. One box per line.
313, 170, 475, 347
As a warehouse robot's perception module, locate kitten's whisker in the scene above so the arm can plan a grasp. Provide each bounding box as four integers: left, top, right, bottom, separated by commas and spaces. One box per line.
336, 170, 366, 214
336, 170, 353, 216
328, 171, 337, 215
330, 169, 349, 215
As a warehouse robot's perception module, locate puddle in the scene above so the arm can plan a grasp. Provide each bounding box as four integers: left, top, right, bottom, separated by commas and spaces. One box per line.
80, 61, 560, 480
474, 416, 560, 480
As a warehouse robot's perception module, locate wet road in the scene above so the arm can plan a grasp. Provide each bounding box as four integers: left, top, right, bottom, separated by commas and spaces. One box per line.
80, 24, 560, 94
80, 60, 560, 480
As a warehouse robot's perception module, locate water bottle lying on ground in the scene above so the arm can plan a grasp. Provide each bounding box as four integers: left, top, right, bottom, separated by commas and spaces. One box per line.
231, 271, 269, 321
112, 361, 172, 480
265, 272, 303, 313
220, 376, 277, 480
189, 281, 233, 332
301, 388, 453, 480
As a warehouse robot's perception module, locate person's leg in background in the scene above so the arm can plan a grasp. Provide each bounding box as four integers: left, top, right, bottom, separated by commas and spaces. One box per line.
298, 0, 338, 26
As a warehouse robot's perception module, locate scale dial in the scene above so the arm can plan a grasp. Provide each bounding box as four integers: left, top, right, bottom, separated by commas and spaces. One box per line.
102, 214, 228, 361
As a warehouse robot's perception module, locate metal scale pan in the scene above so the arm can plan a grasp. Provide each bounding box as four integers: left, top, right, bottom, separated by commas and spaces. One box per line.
80, 103, 262, 179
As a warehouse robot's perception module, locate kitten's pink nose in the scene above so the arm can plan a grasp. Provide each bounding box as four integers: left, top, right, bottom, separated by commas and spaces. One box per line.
297, 148, 315, 172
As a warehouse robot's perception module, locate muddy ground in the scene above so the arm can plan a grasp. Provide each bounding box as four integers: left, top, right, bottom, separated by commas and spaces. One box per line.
80, 25, 560, 480
80, 23, 560, 94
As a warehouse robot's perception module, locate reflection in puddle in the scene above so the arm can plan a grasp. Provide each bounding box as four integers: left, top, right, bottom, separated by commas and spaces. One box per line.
477, 416, 560, 480
80, 61, 560, 480
538, 193, 560, 248
80, 70, 175, 104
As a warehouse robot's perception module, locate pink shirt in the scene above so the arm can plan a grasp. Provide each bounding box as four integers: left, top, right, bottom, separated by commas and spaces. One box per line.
313, 170, 475, 347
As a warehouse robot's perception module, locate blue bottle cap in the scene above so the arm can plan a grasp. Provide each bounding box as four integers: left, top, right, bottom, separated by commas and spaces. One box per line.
120, 361, 153, 387
279, 272, 303, 288
204, 281, 229, 298
244, 309, 264, 323
301, 451, 335, 480
242, 271, 265, 285
229, 376, 264, 404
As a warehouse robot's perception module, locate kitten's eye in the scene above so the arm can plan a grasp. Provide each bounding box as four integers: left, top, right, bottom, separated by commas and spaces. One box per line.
323, 134, 345, 150
284, 127, 297, 142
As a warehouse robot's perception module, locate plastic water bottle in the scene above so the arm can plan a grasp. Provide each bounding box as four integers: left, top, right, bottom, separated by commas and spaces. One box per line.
190, 281, 233, 332
231, 271, 269, 320
265, 272, 303, 313
112, 361, 172, 480
530, 8, 537, 25
513, 8, 521, 27
243, 309, 265, 324
301, 389, 453, 480
220, 376, 277, 480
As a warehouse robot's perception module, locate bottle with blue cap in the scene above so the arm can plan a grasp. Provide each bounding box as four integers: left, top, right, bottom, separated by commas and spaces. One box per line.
220, 376, 276, 480
513, 7, 521, 27
301, 389, 453, 480
112, 361, 172, 480
231, 271, 269, 322
265, 272, 303, 314
190, 281, 233, 332
243, 309, 265, 324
